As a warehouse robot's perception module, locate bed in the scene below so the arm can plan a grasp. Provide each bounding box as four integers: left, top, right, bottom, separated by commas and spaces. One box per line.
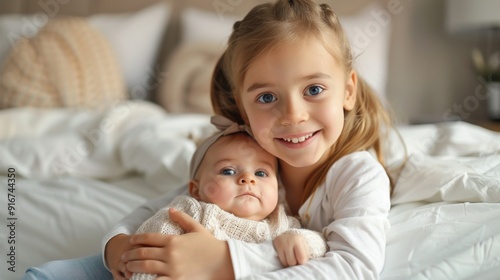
1, 1, 500, 280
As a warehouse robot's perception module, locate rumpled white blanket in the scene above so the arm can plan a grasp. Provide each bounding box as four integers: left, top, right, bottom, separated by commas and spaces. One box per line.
382, 122, 500, 280
0, 101, 499, 280
0, 100, 215, 191
388, 122, 500, 205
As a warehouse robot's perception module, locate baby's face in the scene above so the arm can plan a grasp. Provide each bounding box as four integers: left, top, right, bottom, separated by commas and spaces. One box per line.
191, 134, 278, 221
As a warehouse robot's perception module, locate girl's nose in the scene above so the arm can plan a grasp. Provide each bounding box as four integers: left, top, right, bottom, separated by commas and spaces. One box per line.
279, 95, 308, 125
239, 173, 256, 185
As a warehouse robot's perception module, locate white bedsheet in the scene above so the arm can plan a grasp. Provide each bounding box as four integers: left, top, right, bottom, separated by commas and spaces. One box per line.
0, 101, 499, 280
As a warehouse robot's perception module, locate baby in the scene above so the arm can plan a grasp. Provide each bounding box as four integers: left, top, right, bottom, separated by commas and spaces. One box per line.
131, 116, 327, 280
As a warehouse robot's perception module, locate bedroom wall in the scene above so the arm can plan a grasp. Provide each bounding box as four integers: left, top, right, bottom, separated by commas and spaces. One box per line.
385, 0, 490, 124
0, 0, 492, 124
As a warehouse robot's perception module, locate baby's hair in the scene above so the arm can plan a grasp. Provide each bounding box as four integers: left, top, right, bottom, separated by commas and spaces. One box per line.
211, 0, 394, 202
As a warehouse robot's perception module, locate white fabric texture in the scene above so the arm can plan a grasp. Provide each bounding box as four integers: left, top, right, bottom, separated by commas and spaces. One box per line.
179, 7, 239, 50
131, 195, 327, 280
88, 2, 171, 99
341, 1, 392, 99
1, 102, 500, 280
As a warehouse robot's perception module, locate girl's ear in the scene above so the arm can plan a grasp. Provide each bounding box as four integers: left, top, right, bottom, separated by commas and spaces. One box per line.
188, 179, 201, 200
343, 70, 357, 111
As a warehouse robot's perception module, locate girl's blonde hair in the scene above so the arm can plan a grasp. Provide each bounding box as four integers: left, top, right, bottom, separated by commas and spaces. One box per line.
211, 0, 394, 203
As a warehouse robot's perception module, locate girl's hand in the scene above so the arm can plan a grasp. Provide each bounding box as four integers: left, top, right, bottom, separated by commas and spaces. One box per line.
272, 234, 310, 267
123, 208, 235, 280
105, 234, 134, 280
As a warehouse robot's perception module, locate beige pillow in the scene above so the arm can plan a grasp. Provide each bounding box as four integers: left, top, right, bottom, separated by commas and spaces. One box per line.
0, 17, 126, 109
157, 42, 221, 115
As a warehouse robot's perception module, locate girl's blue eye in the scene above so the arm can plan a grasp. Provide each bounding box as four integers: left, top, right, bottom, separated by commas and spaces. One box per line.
221, 169, 235, 175
255, 170, 267, 177
306, 85, 323, 96
257, 93, 276, 104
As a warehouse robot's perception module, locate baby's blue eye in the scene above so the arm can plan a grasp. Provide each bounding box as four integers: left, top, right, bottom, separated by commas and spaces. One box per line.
255, 171, 267, 177
257, 93, 276, 104
306, 86, 323, 96
221, 169, 236, 175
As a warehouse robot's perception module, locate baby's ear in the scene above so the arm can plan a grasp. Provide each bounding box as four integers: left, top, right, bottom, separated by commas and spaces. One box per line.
188, 179, 201, 200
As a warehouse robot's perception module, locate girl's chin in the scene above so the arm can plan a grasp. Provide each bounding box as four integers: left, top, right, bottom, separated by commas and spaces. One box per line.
280, 155, 323, 168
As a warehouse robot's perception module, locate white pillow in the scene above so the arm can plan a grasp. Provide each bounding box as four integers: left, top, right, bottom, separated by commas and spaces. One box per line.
180, 8, 240, 50
88, 2, 170, 99
340, 2, 392, 99
178, 3, 391, 99
0, 2, 171, 100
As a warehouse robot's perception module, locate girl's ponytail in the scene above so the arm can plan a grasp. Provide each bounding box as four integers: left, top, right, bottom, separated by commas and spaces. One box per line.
210, 53, 244, 124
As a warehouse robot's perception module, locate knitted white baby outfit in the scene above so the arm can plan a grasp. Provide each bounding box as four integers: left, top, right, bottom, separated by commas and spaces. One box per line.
131, 195, 327, 280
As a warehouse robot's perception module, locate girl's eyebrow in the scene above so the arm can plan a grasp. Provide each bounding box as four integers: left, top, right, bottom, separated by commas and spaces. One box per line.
245, 72, 331, 93
246, 82, 272, 93
302, 73, 332, 80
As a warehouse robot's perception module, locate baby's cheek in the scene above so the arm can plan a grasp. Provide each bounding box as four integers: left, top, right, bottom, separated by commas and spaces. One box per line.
203, 181, 224, 201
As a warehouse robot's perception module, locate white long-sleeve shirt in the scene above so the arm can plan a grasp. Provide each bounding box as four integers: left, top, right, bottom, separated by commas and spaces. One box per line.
102, 151, 391, 279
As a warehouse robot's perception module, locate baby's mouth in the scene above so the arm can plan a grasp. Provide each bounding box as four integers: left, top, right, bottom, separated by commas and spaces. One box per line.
238, 192, 257, 198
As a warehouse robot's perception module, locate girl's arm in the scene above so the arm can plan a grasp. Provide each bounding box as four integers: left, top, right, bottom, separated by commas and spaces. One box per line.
228, 152, 391, 279
124, 208, 235, 280
130, 195, 201, 280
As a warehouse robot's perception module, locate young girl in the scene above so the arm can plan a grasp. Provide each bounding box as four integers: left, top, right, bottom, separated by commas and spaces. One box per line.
23, 0, 393, 279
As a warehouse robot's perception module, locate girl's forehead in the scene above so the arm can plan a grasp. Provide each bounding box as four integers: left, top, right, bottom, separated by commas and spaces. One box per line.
243, 39, 342, 86
258, 32, 339, 60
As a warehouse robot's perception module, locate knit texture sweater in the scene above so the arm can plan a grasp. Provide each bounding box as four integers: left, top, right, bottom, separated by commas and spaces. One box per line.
131, 195, 327, 280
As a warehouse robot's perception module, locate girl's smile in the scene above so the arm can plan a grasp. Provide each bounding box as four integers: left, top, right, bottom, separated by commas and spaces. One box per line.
276, 130, 320, 148
241, 38, 356, 168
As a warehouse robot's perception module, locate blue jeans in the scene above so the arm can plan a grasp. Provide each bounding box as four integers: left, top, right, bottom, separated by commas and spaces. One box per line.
22, 254, 112, 280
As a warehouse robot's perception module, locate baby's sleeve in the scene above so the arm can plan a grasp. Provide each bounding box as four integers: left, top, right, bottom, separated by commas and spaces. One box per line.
136, 195, 201, 234
283, 216, 328, 259
131, 195, 201, 280
135, 206, 182, 235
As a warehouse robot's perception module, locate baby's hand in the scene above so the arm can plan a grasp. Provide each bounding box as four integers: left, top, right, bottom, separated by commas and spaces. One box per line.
272, 233, 310, 267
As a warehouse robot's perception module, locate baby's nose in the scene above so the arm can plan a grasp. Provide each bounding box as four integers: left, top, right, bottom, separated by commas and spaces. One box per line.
239, 173, 256, 184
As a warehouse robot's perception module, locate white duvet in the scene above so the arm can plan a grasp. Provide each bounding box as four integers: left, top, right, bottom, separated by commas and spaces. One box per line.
0, 101, 499, 280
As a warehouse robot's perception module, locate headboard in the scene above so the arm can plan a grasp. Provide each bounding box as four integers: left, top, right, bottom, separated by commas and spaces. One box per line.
0, 0, 374, 15
0, 0, 377, 60
2, 0, 486, 124
0, 0, 387, 113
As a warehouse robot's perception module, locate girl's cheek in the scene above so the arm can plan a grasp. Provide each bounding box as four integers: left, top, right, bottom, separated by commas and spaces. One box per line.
253, 126, 275, 146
